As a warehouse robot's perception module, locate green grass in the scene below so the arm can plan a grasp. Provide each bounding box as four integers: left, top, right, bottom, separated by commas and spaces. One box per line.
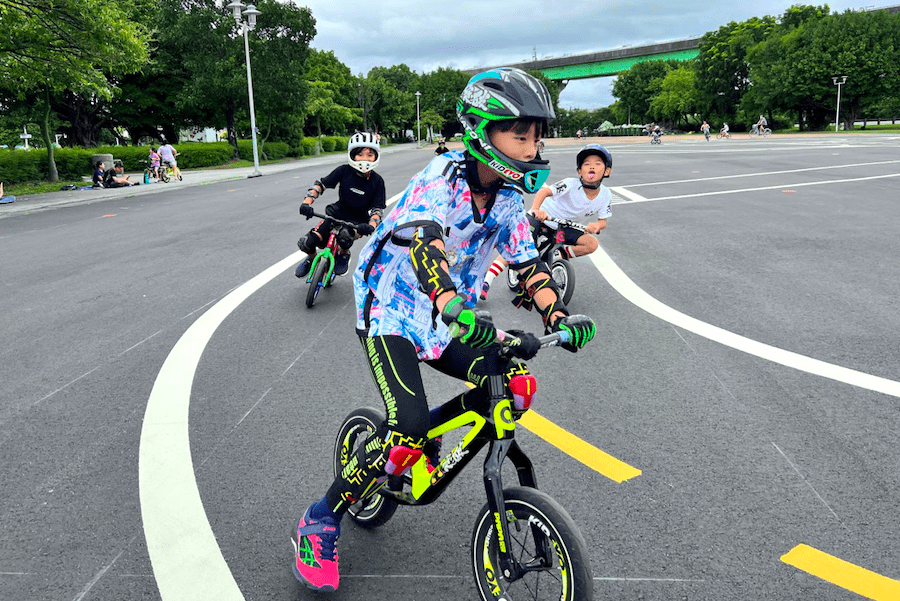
4, 179, 88, 196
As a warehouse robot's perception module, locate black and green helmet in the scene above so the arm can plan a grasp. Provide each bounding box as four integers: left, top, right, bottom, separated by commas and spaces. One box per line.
456, 67, 555, 193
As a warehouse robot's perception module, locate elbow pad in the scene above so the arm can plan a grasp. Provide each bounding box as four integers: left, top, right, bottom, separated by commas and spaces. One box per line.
409, 224, 456, 304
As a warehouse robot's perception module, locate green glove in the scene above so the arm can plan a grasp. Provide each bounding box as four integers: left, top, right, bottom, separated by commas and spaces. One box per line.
441, 296, 496, 348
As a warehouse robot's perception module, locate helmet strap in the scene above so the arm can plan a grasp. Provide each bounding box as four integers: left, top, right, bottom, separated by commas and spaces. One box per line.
580, 176, 603, 190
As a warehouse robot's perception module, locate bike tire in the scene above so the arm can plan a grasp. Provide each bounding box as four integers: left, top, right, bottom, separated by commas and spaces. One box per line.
550, 259, 575, 305
332, 407, 398, 528
305, 259, 327, 308
471, 486, 593, 601
160, 169, 169, 183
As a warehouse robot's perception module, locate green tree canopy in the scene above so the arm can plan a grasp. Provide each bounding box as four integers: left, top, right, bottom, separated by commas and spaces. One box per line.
0, 0, 151, 178
693, 15, 776, 123
745, 7, 900, 130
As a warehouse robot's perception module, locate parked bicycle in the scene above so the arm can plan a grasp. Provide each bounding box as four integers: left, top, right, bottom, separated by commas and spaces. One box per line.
300, 212, 360, 308
505, 217, 586, 305
334, 321, 596, 600
749, 124, 772, 137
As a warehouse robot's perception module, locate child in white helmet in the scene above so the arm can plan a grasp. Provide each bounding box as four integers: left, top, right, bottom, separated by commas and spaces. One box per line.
295, 132, 386, 277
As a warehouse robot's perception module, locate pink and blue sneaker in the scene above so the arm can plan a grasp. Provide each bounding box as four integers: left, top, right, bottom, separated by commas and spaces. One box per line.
293, 505, 341, 592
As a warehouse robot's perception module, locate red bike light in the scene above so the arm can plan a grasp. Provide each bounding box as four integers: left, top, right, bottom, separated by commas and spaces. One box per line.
556, 231, 565, 243
509, 374, 537, 411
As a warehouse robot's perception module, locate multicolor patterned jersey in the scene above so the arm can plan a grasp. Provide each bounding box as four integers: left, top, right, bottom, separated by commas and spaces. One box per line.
353, 151, 539, 360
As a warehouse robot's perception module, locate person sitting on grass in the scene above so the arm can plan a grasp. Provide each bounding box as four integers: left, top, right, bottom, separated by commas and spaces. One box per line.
104, 162, 135, 188
92, 161, 106, 188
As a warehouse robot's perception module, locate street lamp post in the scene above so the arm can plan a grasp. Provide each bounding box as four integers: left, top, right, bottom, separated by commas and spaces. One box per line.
415, 91, 421, 146
226, 1, 262, 178
832, 75, 847, 133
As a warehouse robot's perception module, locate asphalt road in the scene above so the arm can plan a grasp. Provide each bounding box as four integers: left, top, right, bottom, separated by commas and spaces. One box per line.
2, 133, 899, 601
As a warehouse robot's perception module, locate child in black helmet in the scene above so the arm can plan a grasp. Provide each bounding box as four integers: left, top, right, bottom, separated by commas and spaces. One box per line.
481, 143, 613, 300
295, 132, 386, 277
291, 68, 596, 593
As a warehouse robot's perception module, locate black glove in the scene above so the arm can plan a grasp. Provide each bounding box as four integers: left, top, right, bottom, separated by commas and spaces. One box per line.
505, 330, 541, 360
551, 315, 596, 353
356, 223, 375, 236
441, 297, 496, 348
299, 203, 314, 219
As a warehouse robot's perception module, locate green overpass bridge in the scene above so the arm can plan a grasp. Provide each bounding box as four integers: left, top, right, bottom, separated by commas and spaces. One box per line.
469, 37, 702, 88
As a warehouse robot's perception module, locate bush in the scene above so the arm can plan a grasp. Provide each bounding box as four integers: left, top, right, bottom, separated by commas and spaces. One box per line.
320, 137, 336, 152
301, 137, 319, 155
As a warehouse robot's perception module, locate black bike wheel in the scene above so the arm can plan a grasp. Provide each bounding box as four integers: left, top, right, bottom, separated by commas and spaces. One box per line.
332, 407, 398, 528
305, 259, 326, 308
550, 259, 575, 305
471, 487, 593, 601
160, 169, 169, 183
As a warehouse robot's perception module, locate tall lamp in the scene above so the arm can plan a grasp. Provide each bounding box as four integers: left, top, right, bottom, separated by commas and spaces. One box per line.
226, 1, 263, 178
832, 75, 848, 133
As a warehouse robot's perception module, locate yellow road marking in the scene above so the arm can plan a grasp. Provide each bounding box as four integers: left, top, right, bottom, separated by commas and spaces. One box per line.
781, 544, 900, 600
517, 410, 641, 483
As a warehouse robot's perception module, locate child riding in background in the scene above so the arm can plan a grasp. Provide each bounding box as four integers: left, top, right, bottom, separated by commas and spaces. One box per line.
295, 132, 386, 277
148, 147, 161, 181
291, 68, 595, 593
481, 143, 613, 300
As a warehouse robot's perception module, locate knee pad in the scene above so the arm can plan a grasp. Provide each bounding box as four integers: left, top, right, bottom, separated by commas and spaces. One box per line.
336, 227, 354, 251
298, 231, 319, 254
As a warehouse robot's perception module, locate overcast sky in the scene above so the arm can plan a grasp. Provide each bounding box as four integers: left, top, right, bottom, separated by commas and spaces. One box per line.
295, 0, 897, 109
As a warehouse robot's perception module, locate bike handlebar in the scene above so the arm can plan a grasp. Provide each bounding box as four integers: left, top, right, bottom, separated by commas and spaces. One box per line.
308, 212, 363, 229
446, 322, 570, 348
542, 217, 587, 233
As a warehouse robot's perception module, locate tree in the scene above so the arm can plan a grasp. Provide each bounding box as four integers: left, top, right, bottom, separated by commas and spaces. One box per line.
693, 16, 776, 125
305, 81, 360, 137
420, 109, 444, 142
419, 67, 470, 133
0, 0, 150, 179
649, 65, 699, 127
246, 0, 315, 151
155, 0, 316, 158
745, 6, 899, 130
612, 60, 677, 124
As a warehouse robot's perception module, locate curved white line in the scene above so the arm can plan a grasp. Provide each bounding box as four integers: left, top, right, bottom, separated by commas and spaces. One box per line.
139, 250, 305, 601
140, 191, 402, 599
590, 247, 900, 399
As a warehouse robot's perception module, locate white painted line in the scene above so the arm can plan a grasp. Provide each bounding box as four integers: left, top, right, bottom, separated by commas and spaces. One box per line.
590, 204, 900, 400
139, 250, 306, 601
623, 159, 900, 188
140, 192, 402, 599
613, 172, 900, 204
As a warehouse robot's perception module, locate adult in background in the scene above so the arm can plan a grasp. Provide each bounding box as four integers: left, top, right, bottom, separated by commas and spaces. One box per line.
158, 140, 182, 181
104, 162, 134, 188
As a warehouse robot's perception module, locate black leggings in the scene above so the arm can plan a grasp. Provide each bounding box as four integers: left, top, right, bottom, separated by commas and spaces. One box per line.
324, 334, 531, 514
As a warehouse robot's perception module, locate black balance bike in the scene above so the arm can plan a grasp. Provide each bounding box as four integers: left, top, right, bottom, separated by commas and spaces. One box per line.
334, 323, 595, 601
506, 217, 586, 305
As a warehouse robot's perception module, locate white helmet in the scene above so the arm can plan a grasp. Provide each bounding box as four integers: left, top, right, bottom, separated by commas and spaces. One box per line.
348, 132, 380, 173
